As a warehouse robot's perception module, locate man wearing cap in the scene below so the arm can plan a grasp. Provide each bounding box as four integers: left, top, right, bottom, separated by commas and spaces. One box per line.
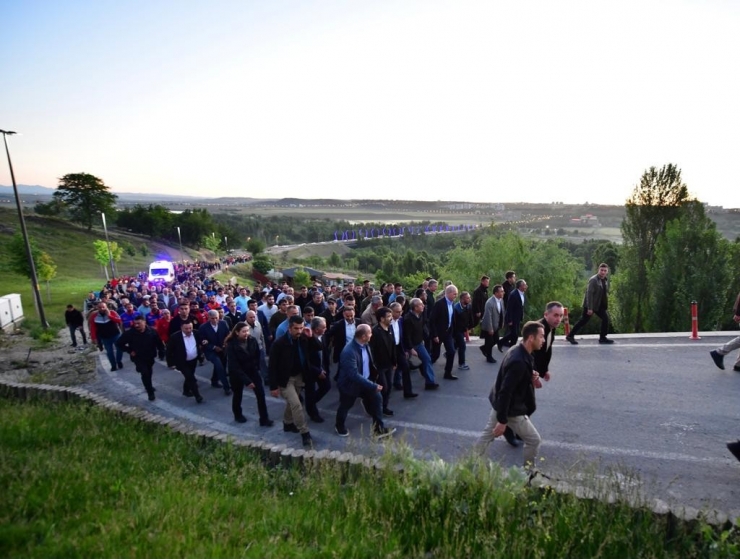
198, 310, 232, 395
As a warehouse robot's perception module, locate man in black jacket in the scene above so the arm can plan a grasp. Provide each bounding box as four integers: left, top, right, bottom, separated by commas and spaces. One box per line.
65, 304, 87, 348
304, 316, 332, 424
269, 315, 313, 447
403, 298, 438, 390
475, 321, 545, 468
471, 276, 490, 327
500, 279, 527, 349
116, 315, 165, 401
328, 305, 362, 364
532, 302, 564, 383
370, 307, 397, 416
166, 322, 204, 403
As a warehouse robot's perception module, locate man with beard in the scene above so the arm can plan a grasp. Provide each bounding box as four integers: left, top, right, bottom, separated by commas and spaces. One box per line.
116, 315, 165, 401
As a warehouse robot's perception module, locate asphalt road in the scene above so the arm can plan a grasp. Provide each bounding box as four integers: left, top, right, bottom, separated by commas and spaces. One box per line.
87, 332, 740, 517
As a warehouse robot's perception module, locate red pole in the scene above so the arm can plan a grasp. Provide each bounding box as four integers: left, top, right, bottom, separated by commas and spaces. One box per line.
689, 300, 701, 340
563, 307, 571, 337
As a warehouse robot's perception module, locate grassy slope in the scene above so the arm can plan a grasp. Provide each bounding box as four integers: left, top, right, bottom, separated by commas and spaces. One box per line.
1, 398, 736, 559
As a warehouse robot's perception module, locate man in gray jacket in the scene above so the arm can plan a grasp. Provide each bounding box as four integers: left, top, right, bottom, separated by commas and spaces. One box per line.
480, 285, 505, 363
566, 263, 614, 345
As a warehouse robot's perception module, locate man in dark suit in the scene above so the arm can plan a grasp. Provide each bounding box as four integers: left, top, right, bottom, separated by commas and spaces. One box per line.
370, 307, 397, 416
334, 324, 396, 438
480, 285, 505, 363
389, 302, 418, 399
198, 310, 232, 395
304, 316, 332, 424
116, 314, 165, 401
328, 305, 362, 365
429, 284, 460, 380
166, 321, 204, 402
471, 275, 490, 327
500, 279, 528, 349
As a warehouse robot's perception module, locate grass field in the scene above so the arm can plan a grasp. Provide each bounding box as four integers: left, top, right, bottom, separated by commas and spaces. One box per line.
1, 397, 737, 559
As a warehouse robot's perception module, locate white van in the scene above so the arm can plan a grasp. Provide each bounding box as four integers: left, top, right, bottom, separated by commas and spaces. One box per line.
148, 260, 176, 284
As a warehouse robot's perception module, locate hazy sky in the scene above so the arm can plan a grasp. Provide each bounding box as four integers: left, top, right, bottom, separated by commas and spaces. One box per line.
2, 1, 738, 206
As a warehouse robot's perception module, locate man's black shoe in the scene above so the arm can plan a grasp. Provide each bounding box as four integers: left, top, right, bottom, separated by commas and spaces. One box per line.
302, 432, 313, 447
195, 395, 204, 403
283, 422, 299, 433
235, 415, 248, 423
496, 341, 503, 353
486, 356, 497, 364
111, 365, 118, 372
183, 391, 194, 398
147, 391, 156, 401
479, 346, 489, 358
503, 427, 519, 447
309, 414, 325, 423
425, 383, 439, 390
734, 366, 740, 373
259, 418, 274, 427
335, 425, 349, 437
565, 335, 578, 345
598, 338, 614, 344
404, 393, 419, 399
383, 408, 394, 417
710, 350, 725, 370
727, 441, 740, 462
443, 374, 458, 380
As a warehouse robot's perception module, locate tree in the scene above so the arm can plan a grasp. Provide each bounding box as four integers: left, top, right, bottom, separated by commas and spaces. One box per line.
617, 164, 693, 332
328, 252, 342, 268
252, 254, 273, 275
246, 238, 265, 255
93, 240, 124, 280
53, 173, 118, 230
646, 202, 730, 332
7, 233, 57, 302
201, 234, 221, 253
36, 252, 57, 303
293, 268, 311, 289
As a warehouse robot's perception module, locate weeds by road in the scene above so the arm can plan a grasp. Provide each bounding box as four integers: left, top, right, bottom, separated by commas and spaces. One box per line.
1, 398, 738, 558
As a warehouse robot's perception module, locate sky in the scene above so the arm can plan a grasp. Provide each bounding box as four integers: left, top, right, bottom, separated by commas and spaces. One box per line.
1, 0, 739, 206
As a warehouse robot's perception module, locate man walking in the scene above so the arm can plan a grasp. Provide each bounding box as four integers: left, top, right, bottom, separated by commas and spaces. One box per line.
198, 310, 232, 394
430, 284, 460, 380
370, 307, 397, 416
709, 291, 740, 372
166, 322, 204, 403
480, 285, 505, 363
335, 324, 396, 439
269, 315, 314, 447
471, 275, 490, 327
475, 321, 545, 469
500, 279, 528, 349
566, 263, 614, 345
116, 315, 165, 401
65, 304, 87, 348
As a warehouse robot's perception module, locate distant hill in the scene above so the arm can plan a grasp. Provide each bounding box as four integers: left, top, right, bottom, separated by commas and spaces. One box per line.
0, 184, 54, 196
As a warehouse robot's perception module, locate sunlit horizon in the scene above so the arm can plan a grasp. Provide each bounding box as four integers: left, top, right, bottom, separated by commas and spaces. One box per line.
3, 1, 738, 208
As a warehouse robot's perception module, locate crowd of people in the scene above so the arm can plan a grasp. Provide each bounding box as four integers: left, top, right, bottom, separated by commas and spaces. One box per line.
67, 257, 618, 464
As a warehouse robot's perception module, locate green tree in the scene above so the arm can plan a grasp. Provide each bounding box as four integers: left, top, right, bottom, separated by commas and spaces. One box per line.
93, 240, 124, 280
246, 238, 266, 255
328, 252, 342, 268
37, 252, 57, 303
442, 233, 582, 323
53, 173, 118, 230
252, 254, 273, 275
293, 268, 311, 289
201, 234, 221, 253
618, 164, 693, 332
646, 202, 730, 332
34, 199, 64, 217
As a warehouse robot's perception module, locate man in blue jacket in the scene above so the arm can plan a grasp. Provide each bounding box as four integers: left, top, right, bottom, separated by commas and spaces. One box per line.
335, 324, 396, 439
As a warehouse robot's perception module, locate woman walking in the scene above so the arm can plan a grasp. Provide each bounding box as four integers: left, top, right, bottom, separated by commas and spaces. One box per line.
225, 322, 274, 426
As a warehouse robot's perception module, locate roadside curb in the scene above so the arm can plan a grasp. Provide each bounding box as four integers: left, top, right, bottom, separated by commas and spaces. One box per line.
0, 375, 737, 528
